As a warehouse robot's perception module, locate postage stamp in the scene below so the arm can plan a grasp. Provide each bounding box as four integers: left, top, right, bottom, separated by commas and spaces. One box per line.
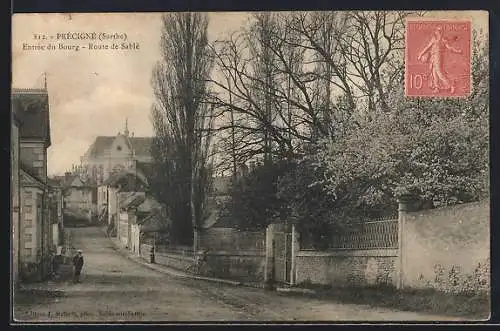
405, 19, 472, 98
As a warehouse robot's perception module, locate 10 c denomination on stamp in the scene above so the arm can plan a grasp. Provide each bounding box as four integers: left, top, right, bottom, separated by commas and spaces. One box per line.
405, 19, 472, 98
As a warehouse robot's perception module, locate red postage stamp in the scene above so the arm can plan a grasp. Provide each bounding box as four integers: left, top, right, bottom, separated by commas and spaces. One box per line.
405, 19, 472, 98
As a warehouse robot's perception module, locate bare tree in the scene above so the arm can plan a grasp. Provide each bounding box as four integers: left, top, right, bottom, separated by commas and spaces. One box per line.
151, 13, 214, 251
208, 11, 413, 173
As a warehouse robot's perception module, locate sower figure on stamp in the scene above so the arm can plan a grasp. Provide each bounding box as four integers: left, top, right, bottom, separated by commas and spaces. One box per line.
72, 249, 84, 283
417, 26, 463, 94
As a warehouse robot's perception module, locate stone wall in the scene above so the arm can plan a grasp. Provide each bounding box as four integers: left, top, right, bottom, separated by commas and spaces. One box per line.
199, 228, 265, 251
139, 244, 152, 260
155, 252, 194, 271
199, 228, 266, 282
205, 251, 265, 282
403, 199, 490, 292
139, 243, 194, 270
294, 199, 489, 291
139, 243, 265, 282
295, 249, 398, 287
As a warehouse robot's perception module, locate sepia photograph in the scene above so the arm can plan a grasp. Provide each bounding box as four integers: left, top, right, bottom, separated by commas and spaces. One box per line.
11, 10, 490, 322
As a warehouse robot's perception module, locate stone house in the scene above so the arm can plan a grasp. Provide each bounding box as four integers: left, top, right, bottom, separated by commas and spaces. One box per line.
61, 172, 97, 223
117, 192, 146, 247
48, 178, 64, 252
135, 213, 166, 251
20, 167, 48, 281
12, 87, 52, 282
11, 98, 22, 288
122, 195, 164, 255
100, 162, 151, 231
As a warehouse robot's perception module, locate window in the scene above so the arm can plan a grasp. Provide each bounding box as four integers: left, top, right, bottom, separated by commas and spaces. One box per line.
117, 146, 122, 151
24, 248, 32, 257
24, 205, 33, 214
24, 219, 33, 228
24, 233, 33, 242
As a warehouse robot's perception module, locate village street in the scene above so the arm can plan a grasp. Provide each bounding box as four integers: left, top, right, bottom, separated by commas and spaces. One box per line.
13, 226, 465, 322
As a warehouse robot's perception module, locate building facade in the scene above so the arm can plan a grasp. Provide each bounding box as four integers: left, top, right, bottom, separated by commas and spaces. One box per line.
48, 179, 64, 251
12, 87, 52, 282
80, 120, 153, 185
62, 173, 97, 223
20, 170, 47, 280
11, 101, 22, 288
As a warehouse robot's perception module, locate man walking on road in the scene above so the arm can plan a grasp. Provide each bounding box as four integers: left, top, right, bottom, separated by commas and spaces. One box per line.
72, 250, 84, 283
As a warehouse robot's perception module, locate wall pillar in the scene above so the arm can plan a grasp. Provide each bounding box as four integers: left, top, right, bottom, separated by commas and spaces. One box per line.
396, 196, 411, 289
264, 223, 276, 290
289, 223, 300, 286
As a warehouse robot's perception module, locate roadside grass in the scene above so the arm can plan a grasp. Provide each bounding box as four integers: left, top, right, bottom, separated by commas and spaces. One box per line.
287, 282, 490, 320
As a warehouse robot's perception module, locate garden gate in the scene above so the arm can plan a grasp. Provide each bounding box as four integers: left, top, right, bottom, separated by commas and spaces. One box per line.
273, 229, 293, 284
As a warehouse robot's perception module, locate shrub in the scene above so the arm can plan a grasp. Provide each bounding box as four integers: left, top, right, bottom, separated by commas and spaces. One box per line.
430, 259, 490, 296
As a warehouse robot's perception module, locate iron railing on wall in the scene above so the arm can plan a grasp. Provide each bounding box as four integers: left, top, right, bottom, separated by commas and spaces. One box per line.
301, 216, 399, 250
330, 218, 399, 250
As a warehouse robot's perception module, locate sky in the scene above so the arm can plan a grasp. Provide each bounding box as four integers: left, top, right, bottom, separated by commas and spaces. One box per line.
11, 11, 488, 176
12, 12, 250, 176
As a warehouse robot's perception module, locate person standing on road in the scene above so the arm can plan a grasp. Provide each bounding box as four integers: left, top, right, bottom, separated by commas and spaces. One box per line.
72, 250, 84, 283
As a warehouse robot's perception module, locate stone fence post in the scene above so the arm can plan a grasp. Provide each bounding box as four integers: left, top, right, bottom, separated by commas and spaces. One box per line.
396, 196, 411, 290
264, 223, 276, 290
290, 223, 300, 286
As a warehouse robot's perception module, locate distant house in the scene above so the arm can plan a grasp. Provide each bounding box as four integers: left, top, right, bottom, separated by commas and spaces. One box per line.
121, 194, 165, 255
48, 178, 64, 251
61, 172, 97, 223
80, 120, 154, 185
117, 192, 146, 247
12, 87, 52, 281
96, 161, 165, 253
99, 161, 152, 231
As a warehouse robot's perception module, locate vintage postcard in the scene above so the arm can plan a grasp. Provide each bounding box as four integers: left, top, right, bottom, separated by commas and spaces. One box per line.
11, 11, 490, 323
